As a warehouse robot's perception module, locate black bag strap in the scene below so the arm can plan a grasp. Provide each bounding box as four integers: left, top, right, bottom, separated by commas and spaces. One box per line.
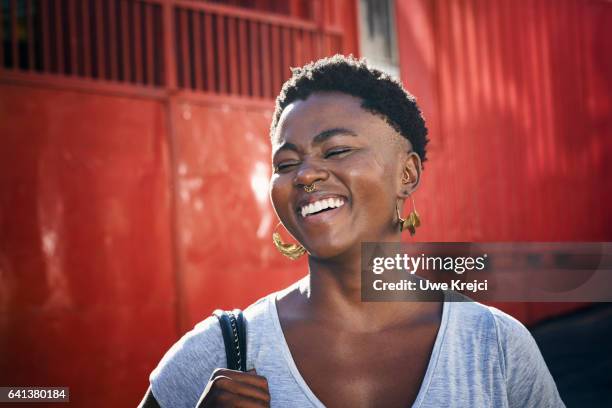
212, 309, 247, 372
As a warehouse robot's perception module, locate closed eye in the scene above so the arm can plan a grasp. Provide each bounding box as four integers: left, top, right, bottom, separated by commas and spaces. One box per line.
324, 148, 352, 158
275, 161, 300, 172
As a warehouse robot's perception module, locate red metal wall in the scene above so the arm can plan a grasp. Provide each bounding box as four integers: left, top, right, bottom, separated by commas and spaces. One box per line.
396, 0, 612, 322
0, 84, 176, 406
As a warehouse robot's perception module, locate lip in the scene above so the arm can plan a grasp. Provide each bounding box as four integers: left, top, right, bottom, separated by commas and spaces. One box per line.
294, 193, 348, 214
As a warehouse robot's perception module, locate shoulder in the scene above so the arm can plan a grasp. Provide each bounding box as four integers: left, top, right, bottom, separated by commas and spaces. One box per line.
149, 316, 225, 408
148, 292, 276, 408
446, 300, 564, 407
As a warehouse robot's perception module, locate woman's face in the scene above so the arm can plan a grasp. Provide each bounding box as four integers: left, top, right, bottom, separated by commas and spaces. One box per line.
270, 91, 419, 260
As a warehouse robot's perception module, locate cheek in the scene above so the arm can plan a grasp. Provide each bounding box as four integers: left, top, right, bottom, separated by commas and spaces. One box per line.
344, 155, 395, 207
269, 175, 292, 216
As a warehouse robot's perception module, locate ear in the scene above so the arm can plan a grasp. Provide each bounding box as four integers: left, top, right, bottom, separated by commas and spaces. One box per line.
398, 152, 422, 199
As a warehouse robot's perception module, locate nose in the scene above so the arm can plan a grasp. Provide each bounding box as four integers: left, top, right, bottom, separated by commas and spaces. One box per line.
293, 160, 329, 188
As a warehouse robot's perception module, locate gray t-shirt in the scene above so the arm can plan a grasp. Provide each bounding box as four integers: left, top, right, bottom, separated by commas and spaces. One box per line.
149, 289, 565, 407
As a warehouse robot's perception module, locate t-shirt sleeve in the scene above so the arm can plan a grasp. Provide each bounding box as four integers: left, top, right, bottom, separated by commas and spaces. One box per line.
149, 316, 226, 408
490, 308, 565, 408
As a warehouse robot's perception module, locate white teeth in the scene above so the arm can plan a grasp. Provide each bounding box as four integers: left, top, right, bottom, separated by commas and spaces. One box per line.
300, 197, 345, 218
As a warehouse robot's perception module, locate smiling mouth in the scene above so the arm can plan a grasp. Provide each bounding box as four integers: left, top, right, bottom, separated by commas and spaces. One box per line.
299, 197, 346, 218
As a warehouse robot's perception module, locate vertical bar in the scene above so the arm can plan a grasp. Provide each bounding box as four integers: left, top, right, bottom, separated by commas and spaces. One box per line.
27, 0, 35, 70
55, 0, 64, 73
162, 0, 176, 89
192, 11, 203, 91
260, 23, 271, 98
204, 12, 215, 92
68, 0, 78, 74
133, 0, 142, 83
179, 8, 189, 89
145, 3, 154, 86
120, 0, 131, 82
270, 24, 281, 95
11, 0, 19, 69
249, 20, 261, 98
82, 0, 91, 77
216, 15, 227, 93
292, 29, 302, 68
95, 0, 105, 78
227, 17, 238, 94
108, 0, 117, 80
282, 26, 291, 78
303, 29, 313, 64
0, 0, 3, 67
41, 0, 49, 71
238, 18, 248, 96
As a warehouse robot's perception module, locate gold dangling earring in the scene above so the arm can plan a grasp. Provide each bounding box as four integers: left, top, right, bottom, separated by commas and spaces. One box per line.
396, 196, 421, 236
272, 222, 306, 260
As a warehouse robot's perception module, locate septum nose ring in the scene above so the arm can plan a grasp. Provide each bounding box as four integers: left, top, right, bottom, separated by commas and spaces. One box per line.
304, 183, 317, 193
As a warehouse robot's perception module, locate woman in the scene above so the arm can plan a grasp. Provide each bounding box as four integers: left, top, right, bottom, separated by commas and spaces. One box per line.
140, 55, 564, 407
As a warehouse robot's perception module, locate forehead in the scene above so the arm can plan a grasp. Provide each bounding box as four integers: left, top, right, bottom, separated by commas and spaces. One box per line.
274, 92, 382, 144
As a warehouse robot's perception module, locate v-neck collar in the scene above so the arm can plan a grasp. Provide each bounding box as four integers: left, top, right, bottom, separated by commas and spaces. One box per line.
268, 291, 451, 407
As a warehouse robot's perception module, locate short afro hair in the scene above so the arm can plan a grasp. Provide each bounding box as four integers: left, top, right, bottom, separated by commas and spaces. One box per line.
270, 54, 429, 165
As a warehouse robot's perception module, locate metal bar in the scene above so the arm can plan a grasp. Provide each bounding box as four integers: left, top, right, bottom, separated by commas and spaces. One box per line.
249, 20, 261, 97
192, 11, 203, 90
133, 0, 142, 83
55, 0, 64, 73
204, 12, 215, 92
180, 8, 190, 88
216, 14, 226, 93
238, 18, 248, 96
260, 23, 271, 98
282, 26, 291, 78
145, 3, 154, 85
11, 0, 18, 69
69, 0, 78, 74
27, 0, 35, 70
41, 0, 49, 71
193, 11, 204, 90
227, 16, 238, 94
120, 0, 131, 82
271, 24, 280, 95
108, 0, 118, 80
292, 28, 301, 68
95, 0, 105, 78
0, 0, 3, 67
82, 0, 91, 76
173, 0, 318, 31
161, 0, 176, 89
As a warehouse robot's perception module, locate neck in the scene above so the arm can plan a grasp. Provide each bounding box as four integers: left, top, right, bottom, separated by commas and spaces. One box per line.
291, 229, 429, 330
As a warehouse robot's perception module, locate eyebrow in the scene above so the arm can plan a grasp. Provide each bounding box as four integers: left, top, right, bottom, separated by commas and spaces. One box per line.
274, 127, 358, 155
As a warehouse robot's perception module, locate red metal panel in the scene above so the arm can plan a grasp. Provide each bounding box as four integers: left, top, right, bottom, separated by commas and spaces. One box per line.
396, 0, 612, 323
120, 0, 131, 81
68, 0, 78, 75
0, 83, 177, 407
